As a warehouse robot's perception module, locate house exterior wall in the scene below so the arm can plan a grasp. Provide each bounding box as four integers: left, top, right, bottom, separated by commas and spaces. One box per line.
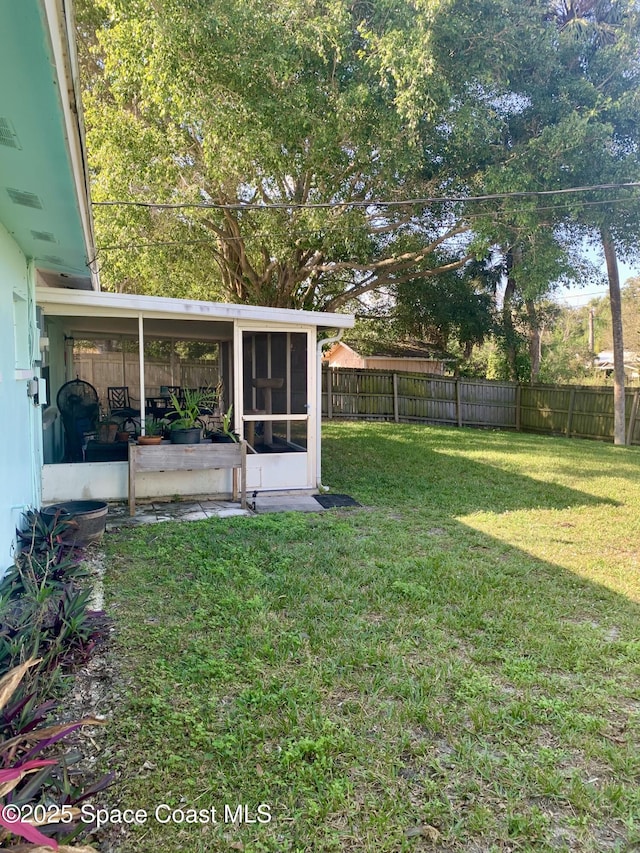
0, 223, 41, 569
364, 357, 445, 375
324, 343, 365, 369
325, 343, 446, 375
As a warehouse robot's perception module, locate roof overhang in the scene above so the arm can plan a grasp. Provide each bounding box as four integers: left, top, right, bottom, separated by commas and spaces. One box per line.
36, 287, 355, 340
0, 1, 97, 290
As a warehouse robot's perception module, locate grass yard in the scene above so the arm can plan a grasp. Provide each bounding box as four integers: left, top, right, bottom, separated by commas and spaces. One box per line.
101, 422, 640, 852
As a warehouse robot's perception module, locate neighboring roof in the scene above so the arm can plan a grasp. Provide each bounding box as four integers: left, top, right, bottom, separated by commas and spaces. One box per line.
595, 350, 640, 364
594, 351, 640, 373
332, 340, 453, 360
0, 1, 97, 289
36, 286, 355, 333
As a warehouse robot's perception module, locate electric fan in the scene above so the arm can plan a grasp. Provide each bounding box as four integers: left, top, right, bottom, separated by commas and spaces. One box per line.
56, 379, 99, 461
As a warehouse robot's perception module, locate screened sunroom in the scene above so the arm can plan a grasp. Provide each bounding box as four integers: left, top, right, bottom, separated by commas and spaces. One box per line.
36, 286, 353, 504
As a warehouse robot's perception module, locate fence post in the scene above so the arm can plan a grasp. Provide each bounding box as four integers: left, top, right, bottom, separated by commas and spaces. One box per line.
566, 387, 576, 437
626, 389, 640, 445
393, 373, 399, 422
327, 368, 333, 420
455, 378, 462, 427
515, 385, 522, 431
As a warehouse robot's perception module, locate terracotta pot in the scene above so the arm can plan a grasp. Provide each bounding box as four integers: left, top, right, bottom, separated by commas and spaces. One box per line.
98, 423, 118, 443
137, 435, 163, 445
116, 431, 130, 443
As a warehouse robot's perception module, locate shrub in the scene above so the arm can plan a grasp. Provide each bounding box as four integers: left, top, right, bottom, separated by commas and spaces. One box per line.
0, 510, 112, 850
0, 659, 111, 850
0, 510, 104, 685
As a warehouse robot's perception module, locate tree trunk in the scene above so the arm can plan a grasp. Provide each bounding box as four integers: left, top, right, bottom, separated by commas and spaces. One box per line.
525, 299, 541, 382
600, 224, 626, 445
502, 249, 519, 381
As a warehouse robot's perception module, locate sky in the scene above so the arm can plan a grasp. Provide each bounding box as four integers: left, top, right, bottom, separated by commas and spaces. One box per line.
554, 258, 638, 308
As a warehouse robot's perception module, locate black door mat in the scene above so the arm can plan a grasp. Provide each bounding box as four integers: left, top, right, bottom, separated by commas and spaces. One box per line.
313, 493, 361, 509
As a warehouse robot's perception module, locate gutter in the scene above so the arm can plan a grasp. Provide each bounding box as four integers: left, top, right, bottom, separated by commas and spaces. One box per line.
316, 329, 345, 490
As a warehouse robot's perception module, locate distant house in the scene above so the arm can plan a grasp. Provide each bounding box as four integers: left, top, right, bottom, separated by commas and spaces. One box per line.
323, 341, 453, 376
594, 351, 640, 381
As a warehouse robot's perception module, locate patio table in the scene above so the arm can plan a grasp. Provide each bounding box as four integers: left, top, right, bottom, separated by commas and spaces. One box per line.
145, 396, 172, 419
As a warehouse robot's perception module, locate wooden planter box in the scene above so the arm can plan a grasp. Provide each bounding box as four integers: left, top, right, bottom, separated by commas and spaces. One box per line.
128, 441, 247, 516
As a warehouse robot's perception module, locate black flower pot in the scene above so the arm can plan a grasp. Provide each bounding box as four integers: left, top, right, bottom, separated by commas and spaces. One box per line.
210, 431, 239, 443
170, 427, 201, 444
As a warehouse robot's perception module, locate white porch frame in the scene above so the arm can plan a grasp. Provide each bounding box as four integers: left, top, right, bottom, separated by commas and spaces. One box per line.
235, 323, 317, 491
37, 287, 353, 502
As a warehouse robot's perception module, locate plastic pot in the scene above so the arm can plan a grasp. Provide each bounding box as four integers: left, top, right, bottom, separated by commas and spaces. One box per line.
170, 427, 201, 444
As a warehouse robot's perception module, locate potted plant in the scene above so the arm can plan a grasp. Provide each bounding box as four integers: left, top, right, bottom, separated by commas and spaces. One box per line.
167, 387, 217, 444
210, 404, 239, 443
97, 414, 118, 443
137, 417, 165, 445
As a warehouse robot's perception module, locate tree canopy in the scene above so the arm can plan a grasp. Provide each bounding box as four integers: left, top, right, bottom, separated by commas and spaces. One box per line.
78, 0, 640, 407
77, 0, 559, 310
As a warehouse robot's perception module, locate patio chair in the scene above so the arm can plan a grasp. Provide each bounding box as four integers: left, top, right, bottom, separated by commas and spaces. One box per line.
107, 386, 140, 432
160, 385, 183, 400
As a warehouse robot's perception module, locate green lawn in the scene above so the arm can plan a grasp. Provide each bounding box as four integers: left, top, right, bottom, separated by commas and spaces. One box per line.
101, 423, 640, 852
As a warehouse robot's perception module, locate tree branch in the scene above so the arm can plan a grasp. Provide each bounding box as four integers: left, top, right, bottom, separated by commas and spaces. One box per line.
325, 254, 472, 311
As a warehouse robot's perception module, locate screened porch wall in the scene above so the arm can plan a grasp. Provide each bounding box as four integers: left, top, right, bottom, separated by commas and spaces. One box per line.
242, 332, 307, 415
73, 350, 220, 405
241, 331, 309, 454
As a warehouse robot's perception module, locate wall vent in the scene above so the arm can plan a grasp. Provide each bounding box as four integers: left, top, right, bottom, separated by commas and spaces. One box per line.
6, 188, 43, 209
0, 118, 21, 149
31, 230, 57, 243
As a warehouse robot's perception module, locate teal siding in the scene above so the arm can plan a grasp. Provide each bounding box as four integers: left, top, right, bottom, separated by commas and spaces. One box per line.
0, 223, 41, 571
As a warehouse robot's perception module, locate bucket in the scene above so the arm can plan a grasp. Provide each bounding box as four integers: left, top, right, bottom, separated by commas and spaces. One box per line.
42, 500, 108, 545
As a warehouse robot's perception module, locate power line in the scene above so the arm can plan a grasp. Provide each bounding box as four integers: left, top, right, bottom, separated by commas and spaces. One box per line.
98, 238, 222, 251
556, 289, 609, 300
91, 181, 640, 212
93, 195, 639, 254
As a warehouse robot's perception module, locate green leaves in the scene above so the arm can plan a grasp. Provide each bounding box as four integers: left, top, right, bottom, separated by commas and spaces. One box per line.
77, 0, 495, 307
78, 0, 640, 328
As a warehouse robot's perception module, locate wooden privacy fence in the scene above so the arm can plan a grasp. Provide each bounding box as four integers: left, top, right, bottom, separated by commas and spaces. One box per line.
74, 353, 219, 405
322, 367, 640, 446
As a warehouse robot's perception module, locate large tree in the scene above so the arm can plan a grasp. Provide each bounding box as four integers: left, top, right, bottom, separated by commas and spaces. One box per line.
78, 0, 640, 405
77, 0, 488, 309
475, 1, 639, 402
78, 0, 553, 311
502, 0, 640, 436
394, 256, 499, 357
